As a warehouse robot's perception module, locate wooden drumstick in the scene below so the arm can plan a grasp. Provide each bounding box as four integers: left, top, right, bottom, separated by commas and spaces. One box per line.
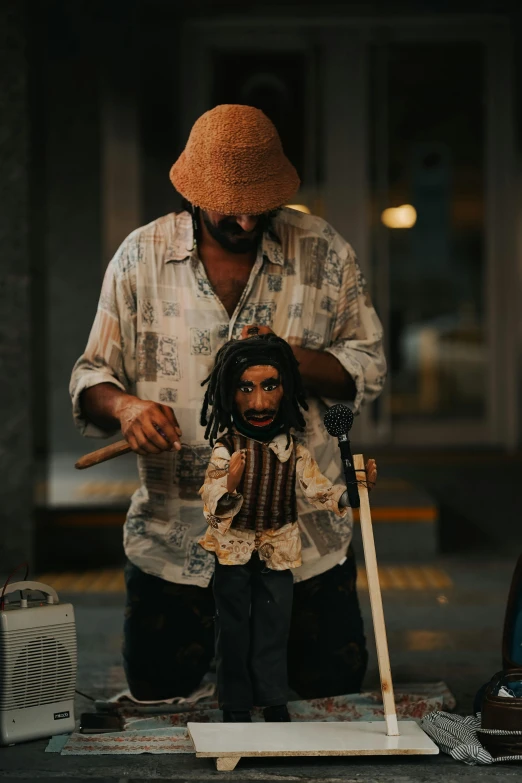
75, 439, 132, 470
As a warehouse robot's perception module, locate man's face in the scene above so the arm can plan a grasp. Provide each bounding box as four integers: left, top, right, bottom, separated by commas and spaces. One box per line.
200, 209, 269, 254
234, 365, 284, 429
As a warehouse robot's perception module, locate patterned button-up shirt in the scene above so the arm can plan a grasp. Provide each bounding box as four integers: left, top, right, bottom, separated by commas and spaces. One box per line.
199, 433, 348, 570
70, 207, 386, 587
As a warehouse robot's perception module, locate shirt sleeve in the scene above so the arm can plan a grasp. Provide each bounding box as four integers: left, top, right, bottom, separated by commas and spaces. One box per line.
295, 444, 349, 518
323, 235, 387, 413
199, 444, 244, 535
69, 234, 138, 438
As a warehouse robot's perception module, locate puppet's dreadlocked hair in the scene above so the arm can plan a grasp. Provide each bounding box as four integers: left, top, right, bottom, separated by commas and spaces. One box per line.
200, 334, 308, 447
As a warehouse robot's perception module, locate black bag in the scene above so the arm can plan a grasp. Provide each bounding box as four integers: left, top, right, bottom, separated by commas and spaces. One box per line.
503, 555, 522, 670
472, 558, 522, 757
478, 670, 522, 757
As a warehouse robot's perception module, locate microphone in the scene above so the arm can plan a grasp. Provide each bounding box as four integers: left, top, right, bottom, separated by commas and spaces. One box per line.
323, 403, 360, 509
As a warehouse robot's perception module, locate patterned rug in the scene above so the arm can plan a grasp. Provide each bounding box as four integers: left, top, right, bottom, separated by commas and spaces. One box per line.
46, 682, 455, 755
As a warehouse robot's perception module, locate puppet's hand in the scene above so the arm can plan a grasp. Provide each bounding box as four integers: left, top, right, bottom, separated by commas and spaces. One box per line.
240, 324, 274, 339
227, 450, 246, 493
365, 458, 377, 491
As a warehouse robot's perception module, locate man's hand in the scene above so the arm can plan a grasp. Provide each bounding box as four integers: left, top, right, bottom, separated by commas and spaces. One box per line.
227, 450, 246, 493
292, 345, 357, 401
240, 324, 274, 339
115, 395, 182, 456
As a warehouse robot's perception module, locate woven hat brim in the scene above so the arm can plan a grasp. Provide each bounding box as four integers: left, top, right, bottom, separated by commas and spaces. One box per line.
170, 154, 300, 215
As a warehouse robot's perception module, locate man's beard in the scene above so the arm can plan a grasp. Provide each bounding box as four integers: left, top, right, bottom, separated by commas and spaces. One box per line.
200, 210, 272, 254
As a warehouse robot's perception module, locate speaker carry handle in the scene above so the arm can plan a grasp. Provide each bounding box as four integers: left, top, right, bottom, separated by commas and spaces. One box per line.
1, 581, 59, 604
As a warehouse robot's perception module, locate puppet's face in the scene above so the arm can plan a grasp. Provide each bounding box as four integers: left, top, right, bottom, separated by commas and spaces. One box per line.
234, 365, 284, 429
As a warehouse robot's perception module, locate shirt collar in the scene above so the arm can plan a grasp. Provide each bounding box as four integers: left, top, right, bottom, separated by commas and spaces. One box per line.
165, 211, 195, 263
261, 225, 284, 267
165, 211, 284, 266
268, 433, 294, 462
230, 427, 294, 462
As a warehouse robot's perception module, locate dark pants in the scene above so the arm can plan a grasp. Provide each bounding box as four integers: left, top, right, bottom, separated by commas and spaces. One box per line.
213, 553, 293, 710
123, 546, 368, 702
122, 561, 216, 701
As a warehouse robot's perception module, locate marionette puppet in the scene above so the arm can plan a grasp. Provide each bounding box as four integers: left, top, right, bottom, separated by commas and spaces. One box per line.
198, 329, 377, 724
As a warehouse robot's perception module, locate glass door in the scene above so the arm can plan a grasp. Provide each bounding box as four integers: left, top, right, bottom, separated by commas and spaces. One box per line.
362, 24, 516, 447
180, 17, 517, 448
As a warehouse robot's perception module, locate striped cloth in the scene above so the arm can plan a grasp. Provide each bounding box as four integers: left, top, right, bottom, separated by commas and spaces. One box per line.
421, 711, 522, 765
221, 433, 297, 532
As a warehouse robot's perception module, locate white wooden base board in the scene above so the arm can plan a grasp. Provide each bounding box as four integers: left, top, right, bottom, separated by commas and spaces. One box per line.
188, 720, 439, 770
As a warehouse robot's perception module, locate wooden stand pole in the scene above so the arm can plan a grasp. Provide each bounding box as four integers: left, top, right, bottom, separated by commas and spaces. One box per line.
354, 453, 399, 736
187, 453, 440, 767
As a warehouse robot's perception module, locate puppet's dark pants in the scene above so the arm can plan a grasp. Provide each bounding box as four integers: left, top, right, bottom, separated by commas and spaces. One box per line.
123, 545, 368, 702
213, 552, 293, 710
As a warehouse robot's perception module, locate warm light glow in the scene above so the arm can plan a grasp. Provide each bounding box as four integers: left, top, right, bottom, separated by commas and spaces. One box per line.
286, 204, 311, 214
381, 204, 417, 229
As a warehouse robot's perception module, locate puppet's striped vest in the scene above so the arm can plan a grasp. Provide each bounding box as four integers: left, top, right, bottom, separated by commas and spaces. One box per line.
218, 433, 297, 532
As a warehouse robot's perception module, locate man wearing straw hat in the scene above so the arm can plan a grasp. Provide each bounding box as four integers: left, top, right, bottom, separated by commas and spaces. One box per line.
70, 104, 386, 707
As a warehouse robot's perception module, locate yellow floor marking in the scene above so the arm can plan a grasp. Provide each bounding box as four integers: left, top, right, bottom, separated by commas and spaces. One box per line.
46, 508, 436, 528
36, 566, 452, 593
105, 569, 126, 592
357, 569, 368, 590
353, 507, 437, 522
67, 571, 100, 592
38, 571, 78, 591
421, 565, 453, 589
76, 481, 140, 499
371, 478, 413, 491
85, 569, 116, 593
357, 566, 453, 591
403, 566, 426, 590
53, 512, 126, 527
404, 630, 453, 652
385, 566, 410, 589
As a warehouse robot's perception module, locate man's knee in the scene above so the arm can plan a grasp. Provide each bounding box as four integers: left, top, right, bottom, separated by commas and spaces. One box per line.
288, 550, 368, 698
122, 560, 215, 700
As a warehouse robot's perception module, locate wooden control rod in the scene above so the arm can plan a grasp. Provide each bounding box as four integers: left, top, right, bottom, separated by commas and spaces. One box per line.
75, 439, 131, 470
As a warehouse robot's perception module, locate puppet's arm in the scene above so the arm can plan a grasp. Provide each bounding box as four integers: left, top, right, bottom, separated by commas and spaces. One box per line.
199, 444, 244, 535
296, 447, 377, 512
295, 444, 350, 517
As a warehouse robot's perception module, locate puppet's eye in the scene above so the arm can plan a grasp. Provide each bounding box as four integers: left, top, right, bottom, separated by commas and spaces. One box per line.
238, 384, 252, 393
263, 382, 280, 392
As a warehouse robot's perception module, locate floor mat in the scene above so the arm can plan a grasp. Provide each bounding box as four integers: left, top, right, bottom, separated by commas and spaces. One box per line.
46, 682, 455, 755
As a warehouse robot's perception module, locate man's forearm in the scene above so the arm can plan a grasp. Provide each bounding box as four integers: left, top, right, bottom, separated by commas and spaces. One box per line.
80, 383, 132, 431
292, 347, 356, 401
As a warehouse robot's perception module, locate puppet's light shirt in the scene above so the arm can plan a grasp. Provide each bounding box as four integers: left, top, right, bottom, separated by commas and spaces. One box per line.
199, 434, 348, 570
70, 208, 386, 586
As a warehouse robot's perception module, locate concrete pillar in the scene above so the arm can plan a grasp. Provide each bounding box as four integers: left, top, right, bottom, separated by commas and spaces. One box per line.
0, 1, 32, 572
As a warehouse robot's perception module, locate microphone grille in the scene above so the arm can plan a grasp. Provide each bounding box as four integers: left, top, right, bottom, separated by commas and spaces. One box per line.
323, 404, 354, 436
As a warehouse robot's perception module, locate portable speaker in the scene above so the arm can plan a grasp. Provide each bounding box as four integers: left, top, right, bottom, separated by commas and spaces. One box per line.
0, 581, 77, 745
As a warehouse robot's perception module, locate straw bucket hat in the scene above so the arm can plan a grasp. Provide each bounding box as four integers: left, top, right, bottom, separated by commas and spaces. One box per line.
169, 104, 300, 215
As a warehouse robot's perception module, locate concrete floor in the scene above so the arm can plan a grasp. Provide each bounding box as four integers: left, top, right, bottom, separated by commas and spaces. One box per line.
5, 447, 521, 780
1, 556, 519, 781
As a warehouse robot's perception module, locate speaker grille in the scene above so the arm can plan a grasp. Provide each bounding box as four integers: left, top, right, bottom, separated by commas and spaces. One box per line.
0, 624, 77, 710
